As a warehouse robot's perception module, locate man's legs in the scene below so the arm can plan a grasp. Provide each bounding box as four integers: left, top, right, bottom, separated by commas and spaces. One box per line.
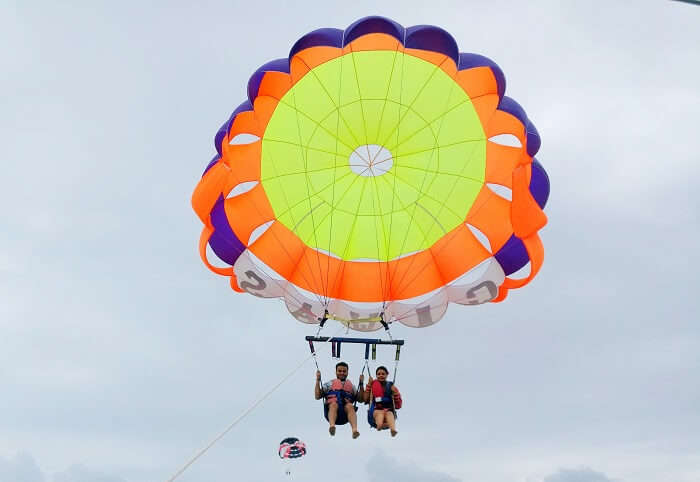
327, 401, 338, 435
344, 401, 360, 439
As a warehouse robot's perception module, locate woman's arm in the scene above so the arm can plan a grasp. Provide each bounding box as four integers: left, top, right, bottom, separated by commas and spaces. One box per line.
391, 384, 402, 409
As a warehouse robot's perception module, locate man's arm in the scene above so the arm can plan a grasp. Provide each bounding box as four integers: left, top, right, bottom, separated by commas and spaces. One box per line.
314, 370, 323, 400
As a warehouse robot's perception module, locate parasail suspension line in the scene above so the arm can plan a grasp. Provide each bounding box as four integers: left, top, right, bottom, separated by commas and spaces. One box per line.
392, 343, 402, 383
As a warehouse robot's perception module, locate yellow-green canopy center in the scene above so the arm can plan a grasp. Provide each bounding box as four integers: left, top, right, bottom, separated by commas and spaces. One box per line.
261, 50, 486, 261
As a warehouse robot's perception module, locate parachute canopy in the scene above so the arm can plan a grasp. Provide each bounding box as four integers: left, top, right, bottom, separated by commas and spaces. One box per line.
279, 437, 307, 459
192, 16, 550, 331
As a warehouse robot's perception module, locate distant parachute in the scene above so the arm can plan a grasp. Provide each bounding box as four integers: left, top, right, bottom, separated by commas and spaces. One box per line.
278, 437, 306, 476
192, 16, 550, 331
278, 437, 307, 459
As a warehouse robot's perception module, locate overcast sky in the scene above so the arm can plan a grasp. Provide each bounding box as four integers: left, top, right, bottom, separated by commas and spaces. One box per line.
1, 1, 699, 481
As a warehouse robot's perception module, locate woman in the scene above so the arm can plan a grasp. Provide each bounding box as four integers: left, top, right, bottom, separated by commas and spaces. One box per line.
365, 366, 402, 437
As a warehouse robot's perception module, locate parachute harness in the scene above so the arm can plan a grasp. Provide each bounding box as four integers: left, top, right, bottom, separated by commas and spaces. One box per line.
306, 315, 404, 410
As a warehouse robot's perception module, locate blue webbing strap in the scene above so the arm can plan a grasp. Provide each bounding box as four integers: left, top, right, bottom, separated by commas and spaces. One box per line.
308, 340, 320, 373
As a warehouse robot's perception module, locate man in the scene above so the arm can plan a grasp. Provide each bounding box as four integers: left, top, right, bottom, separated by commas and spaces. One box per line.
314, 362, 365, 439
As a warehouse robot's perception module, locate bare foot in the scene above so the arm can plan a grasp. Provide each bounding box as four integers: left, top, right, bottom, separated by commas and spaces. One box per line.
390, 429, 397, 437
329, 426, 336, 436
352, 431, 360, 439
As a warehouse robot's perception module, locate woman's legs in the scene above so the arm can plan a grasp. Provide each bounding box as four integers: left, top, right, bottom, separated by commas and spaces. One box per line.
385, 411, 397, 436
373, 409, 386, 430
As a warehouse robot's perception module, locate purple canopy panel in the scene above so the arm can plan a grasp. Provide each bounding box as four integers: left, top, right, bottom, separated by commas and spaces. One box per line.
247, 58, 290, 104
405, 24, 459, 65
457, 52, 506, 98
215, 100, 253, 156
208, 198, 246, 266
289, 28, 343, 60
494, 234, 529, 276
530, 159, 550, 209
343, 16, 405, 45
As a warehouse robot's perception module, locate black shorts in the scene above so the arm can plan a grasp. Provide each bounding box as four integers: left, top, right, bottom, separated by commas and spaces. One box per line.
324, 402, 349, 425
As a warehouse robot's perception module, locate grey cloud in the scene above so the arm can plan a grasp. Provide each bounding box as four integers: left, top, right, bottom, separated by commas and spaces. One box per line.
0, 452, 44, 482
365, 450, 460, 482
0, 453, 125, 482
53, 465, 125, 482
544, 467, 617, 482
